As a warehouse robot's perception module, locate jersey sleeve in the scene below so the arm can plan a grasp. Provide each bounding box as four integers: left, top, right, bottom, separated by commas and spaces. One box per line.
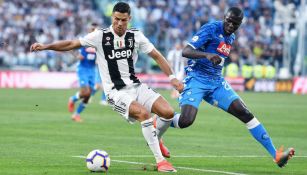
167, 50, 174, 61
188, 23, 214, 49
136, 31, 154, 54
79, 30, 102, 48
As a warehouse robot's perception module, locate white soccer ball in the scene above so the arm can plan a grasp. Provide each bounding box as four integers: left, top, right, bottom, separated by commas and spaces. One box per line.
86, 149, 110, 172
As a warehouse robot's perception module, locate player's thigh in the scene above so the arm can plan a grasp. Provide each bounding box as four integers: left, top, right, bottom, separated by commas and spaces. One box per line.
80, 86, 91, 96
136, 84, 161, 115
108, 87, 149, 123
205, 80, 240, 111
77, 72, 90, 88
107, 88, 137, 123
129, 101, 151, 122
151, 96, 174, 119
179, 76, 205, 109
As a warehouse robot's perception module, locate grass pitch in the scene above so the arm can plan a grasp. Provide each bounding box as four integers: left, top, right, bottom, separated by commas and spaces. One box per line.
0, 89, 306, 175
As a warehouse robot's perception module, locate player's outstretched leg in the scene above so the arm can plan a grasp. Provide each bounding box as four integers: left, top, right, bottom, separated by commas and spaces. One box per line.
154, 106, 197, 157
141, 118, 176, 172
169, 105, 198, 129
153, 115, 171, 158
246, 118, 295, 167
68, 92, 80, 113
228, 99, 295, 167
151, 96, 177, 159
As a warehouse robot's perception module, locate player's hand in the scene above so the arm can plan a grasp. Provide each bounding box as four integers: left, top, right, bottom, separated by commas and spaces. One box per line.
30, 43, 46, 52
170, 78, 184, 93
206, 53, 222, 66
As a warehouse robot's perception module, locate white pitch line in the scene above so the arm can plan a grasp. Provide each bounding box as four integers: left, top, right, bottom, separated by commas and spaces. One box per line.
73, 155, 247, 175
73, 155, 307, 158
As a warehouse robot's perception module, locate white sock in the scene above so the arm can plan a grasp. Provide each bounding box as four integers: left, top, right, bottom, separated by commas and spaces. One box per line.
141, 118, 164, 163
75, 92, 80, 99
246, 118, 260, 129
156, 116, 172, 139
172, 113, 181, 128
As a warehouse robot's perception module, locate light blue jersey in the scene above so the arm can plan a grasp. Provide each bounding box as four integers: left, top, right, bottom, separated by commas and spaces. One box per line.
179, 21, 239, 111
77, 47, 96, 88
186, 21, 235, 78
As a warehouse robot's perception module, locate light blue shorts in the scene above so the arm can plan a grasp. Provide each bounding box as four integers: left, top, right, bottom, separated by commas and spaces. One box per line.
179, 75, 240, 111
77, 68, 95, 89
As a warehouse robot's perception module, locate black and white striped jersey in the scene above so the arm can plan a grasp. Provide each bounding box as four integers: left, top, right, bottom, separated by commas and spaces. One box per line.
79, 25, 154, 94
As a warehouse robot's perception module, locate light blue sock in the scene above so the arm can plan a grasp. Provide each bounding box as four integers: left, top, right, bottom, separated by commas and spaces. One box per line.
76, 102, 86, 114
71, 92, 79, 103
101, 92, 106, 101
247, 118, 276, 158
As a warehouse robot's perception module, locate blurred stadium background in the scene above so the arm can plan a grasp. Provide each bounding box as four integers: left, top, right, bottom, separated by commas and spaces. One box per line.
0, 0, 307, 93
1, 0, 307, 175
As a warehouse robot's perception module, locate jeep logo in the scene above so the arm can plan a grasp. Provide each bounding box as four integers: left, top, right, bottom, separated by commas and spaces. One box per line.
108, 50, 132, 59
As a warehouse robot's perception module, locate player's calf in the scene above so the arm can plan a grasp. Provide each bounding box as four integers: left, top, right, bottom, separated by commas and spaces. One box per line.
153, 115, 171, 158
170, 105, 197, 129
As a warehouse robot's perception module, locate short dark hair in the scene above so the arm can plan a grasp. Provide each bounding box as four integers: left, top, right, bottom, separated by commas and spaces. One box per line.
113, 2, 131, 15
226, 7, 243, 18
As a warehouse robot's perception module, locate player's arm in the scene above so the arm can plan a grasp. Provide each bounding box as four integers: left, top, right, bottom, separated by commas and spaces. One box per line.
182, 45, 222, 65
148, 48, 184, 92
69, 50, 84, 60
30, 39, 82, 52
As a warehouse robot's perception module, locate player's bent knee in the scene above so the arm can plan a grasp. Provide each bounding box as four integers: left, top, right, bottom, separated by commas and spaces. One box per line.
178, 105, 198, 128
243, 110, 254, 122
138, 109, 151, 121
129, 102, 150, 122
178, 112, 196, 129
160, 107, 175, 119
80, 91, 91, 99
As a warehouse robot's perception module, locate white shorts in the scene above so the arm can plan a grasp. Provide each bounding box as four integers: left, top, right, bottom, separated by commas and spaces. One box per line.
106, 83, 160, 123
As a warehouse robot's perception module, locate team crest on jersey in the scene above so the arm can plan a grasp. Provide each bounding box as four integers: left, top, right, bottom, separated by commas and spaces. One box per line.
114, 38, 125, 50
128, 38, 133, 48
191, 36, 199, 42
217, 42, 231, 56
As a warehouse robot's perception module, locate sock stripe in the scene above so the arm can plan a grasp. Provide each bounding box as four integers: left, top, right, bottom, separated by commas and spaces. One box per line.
141, 121, 153, 128
157, 116, 173, 122
141, 118, 154, 128
246, 118, 260, 129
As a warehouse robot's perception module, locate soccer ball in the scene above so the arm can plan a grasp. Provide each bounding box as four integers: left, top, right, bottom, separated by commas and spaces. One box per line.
86, 149, 110, 172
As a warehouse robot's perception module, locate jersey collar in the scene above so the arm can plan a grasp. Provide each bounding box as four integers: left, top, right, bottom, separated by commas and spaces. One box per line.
110, 25, 127, 38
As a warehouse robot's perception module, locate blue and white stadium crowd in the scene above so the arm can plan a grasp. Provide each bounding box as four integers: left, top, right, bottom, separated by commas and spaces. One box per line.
0, 0, 302, 77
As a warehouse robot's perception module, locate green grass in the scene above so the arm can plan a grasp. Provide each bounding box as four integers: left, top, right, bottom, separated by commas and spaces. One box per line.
0, 89, 306, 175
